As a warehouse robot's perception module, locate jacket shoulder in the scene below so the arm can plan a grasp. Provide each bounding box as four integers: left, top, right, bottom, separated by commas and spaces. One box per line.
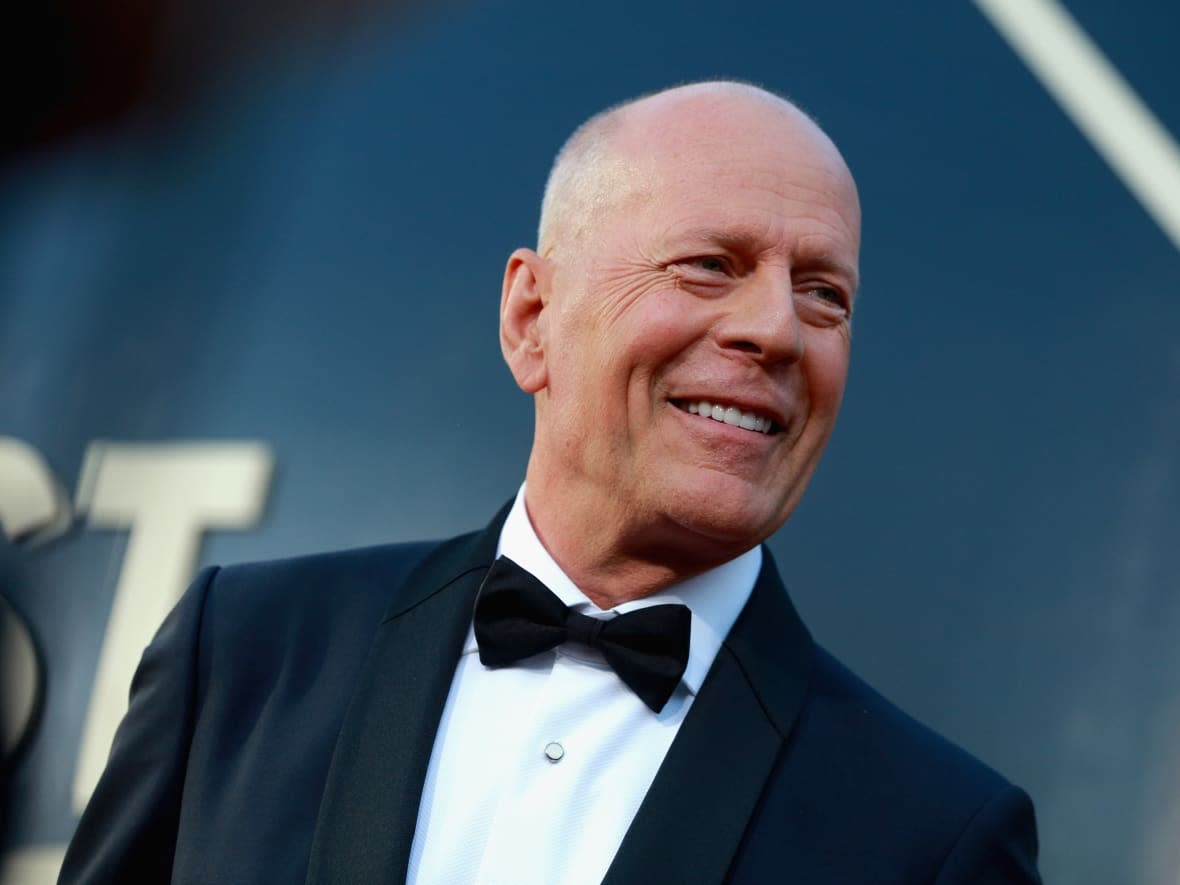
730, 645, 1040, 882
171, 539, 452, 882
806, 644, 1012, 799
212, 539, 442, 607
187, 539, 448, 723
199, 540, 437, 641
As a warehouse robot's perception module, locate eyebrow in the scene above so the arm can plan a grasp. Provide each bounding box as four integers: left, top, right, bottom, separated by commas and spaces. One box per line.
799, 254, 861, 294
676, 226, 860, 292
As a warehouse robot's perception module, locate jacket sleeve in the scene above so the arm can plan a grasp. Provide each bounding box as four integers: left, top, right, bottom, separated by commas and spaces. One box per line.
934, 783, 1042, 885
58, 566, 219, 885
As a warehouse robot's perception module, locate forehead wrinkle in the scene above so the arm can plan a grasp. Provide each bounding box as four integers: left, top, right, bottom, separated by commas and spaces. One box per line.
658, 221, 781, 257
657, 205, 856, 256
639, 154, 858, 251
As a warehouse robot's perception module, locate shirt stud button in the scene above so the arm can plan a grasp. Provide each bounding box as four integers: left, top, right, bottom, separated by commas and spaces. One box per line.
544, 741, 564, 763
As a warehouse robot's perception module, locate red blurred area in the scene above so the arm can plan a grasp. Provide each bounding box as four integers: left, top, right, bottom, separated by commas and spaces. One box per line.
3, 0, 427, 163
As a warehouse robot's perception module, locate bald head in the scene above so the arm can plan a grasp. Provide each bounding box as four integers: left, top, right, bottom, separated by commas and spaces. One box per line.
501, 79, 862, 599
536, 81, 855, 256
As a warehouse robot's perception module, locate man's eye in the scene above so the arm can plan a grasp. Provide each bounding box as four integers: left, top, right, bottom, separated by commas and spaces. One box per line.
687, 256, 729, 273
805, 285, 847, 309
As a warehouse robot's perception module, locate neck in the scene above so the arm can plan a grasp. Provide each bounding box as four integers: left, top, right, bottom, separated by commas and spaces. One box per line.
521, 471, 742, 610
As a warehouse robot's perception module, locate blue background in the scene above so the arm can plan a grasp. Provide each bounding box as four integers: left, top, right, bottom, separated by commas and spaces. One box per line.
3, 1, 1178, 881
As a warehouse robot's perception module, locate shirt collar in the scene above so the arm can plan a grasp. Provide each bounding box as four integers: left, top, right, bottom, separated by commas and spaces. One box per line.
473, 484, 760, 696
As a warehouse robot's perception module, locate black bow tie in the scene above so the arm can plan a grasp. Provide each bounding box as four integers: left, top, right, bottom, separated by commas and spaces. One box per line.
473, 556, 692, 714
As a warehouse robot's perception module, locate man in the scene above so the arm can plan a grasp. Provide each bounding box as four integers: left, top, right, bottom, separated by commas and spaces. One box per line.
62, 82, 1041, 883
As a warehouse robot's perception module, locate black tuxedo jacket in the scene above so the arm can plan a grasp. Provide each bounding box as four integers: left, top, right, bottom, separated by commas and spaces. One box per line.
62, 506, 1040, 884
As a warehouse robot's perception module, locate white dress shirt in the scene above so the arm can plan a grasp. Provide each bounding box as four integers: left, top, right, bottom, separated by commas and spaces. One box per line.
406, 487, 760, 885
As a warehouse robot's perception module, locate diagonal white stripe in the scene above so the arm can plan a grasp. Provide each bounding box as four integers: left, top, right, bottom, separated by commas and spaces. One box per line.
974, 0, 1180, 253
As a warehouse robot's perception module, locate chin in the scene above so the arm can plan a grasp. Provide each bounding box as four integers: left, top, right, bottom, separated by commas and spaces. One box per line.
662, 487, 788, 556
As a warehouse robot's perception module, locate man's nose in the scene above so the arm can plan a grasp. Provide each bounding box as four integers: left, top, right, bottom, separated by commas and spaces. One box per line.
715, 269, 805, 364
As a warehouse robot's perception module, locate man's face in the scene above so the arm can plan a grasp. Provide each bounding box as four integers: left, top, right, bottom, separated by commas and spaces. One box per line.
522, 94, 861, 566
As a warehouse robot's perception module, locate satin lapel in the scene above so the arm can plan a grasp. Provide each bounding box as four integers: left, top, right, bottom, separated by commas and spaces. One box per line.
305, 505, 508, 885
603, 549, 813, 885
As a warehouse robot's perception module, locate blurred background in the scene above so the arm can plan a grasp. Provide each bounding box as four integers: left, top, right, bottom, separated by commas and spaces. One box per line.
1, 0, 1178, 881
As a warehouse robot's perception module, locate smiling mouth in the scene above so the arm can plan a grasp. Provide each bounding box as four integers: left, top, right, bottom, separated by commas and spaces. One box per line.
672, 399, 779, 435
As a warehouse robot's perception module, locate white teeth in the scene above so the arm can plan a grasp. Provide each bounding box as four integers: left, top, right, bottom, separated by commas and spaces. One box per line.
684, 400, 773, 434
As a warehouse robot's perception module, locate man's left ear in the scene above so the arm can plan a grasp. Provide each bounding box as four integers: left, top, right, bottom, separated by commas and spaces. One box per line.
500, 248, 550, 394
